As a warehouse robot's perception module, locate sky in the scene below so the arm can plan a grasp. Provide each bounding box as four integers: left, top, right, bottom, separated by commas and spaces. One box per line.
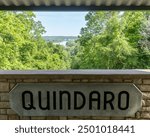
34, 12, 88, 36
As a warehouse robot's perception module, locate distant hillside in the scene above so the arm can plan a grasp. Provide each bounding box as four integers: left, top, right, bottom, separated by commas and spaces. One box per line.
43, 36, 78, 43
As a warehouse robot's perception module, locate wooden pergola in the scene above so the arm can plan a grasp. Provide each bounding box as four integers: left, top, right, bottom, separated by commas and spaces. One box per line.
0, 0, 150, 11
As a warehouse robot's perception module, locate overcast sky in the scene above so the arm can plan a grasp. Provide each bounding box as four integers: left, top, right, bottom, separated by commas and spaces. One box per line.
35, 12, 88, 36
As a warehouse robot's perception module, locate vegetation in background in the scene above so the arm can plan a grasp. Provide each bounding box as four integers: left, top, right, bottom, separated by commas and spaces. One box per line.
0, 11, 70, 70
0, 11, 149, 69
68, 11, 150, 69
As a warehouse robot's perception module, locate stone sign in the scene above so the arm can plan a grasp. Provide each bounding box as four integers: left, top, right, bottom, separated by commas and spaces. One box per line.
9, 83, 142, 116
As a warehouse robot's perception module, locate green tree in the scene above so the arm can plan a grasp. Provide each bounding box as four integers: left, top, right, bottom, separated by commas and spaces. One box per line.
0, 11, 71, 70
73, 11, 150, 69
138, 16, 150, 68
75, 12, 138, 69
66, 40, 81, 69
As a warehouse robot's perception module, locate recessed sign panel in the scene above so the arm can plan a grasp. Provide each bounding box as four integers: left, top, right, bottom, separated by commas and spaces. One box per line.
9, 83, 142, 116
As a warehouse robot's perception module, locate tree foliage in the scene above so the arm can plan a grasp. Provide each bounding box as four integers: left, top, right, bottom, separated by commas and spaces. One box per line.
0, 11, 149, 70
71, 11, 150, 69
0, 11, 70, 70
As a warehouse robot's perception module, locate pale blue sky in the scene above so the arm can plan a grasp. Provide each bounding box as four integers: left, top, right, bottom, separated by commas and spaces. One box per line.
34, 12, 88, 36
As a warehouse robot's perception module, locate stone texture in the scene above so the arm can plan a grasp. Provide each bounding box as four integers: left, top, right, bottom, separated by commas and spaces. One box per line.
102, 79, 112, 82
141, 107, 150, 112
0, 93, 9, 101
8, 79, 15, 82
0, 102, 10, 108
52, 79, 72, 82
31, 117, 46, 120
124, 79, 133, 83
19, 116, 31, 120
9, 83, 16, 90
23, 79, 38, 82
8, 115, 20, 120
125, 118, 136, 120
16, 79, 23, 82
72, 79, 81, 82
0, 74, 150, 120
133, 79, 142, 84
111, 117, 125, 120
92, 116, 111, 120
143, 79, 150, 84
142, 93, 150, 100
67, 116, 92, 120
145, 100, 150, 106
7, 109, 17, 115
38, 79, 50, 82
46, 116, 59, 120
0, 79, 7, 82
141, 112, 150, 119
112, 79, 123, 83
81, 79, 89, 82
0, 115, 7, 120
59, 117, 67, 120
135, 112, 141, 119
142, 100, 146, 106
138, 85, 150, 91
0, 82, 9, 92
0, 109, 7, 114
88, 79, 102, 82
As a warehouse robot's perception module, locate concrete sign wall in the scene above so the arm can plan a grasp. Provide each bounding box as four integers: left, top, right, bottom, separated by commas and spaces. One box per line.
9, 83, 142, 116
